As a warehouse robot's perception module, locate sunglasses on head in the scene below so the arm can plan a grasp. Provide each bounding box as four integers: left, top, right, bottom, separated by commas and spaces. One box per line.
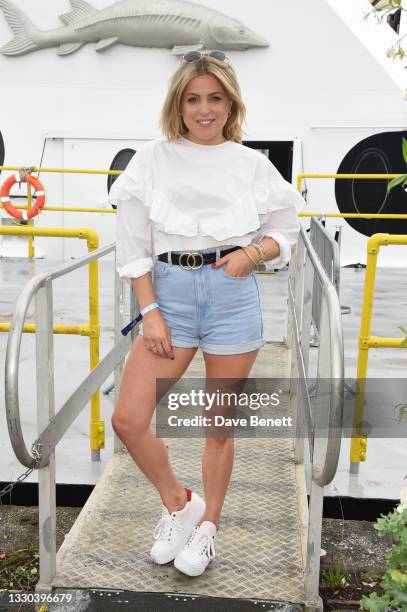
181, 50, 230, 64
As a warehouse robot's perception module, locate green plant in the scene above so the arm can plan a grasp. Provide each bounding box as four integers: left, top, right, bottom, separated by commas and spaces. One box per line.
361, 570, 382, 584
360, 506, 407, 611
394, 402, 407, 424
0, 545, 39, 590
386, 138, 407, 194
320, 567, 348, 588
364, 1, 407, 75
398, 326, 407, 347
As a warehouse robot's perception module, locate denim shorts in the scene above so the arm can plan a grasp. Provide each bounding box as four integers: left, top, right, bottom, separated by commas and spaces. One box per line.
139, 247, 264, 355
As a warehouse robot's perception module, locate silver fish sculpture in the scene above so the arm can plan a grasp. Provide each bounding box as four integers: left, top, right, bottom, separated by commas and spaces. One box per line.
0, 0, 269, 56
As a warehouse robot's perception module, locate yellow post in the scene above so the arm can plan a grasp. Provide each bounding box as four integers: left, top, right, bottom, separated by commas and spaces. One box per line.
85, 230, 104, 456
350, 234, 407, 466
350, 235, 381, 465
27, 182, 35, 258
0, 226, 105, 455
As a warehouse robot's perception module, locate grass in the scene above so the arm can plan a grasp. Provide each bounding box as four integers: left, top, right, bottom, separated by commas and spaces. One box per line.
320, 568, 349, 588
320, 568, 386, 610
0, 544, 39, 590
360, 570, 381, 584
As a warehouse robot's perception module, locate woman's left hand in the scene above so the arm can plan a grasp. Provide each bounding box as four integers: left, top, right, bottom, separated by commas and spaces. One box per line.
211, 248, 257, 277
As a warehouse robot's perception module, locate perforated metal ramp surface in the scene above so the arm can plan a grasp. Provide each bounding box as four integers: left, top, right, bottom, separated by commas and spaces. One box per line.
53, 342, 307, 607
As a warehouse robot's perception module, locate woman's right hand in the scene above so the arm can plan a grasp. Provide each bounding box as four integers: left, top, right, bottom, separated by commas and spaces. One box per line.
142, 309, 175, 359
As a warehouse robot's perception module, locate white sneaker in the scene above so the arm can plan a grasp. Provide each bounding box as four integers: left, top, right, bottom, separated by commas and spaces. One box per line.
150, 490, 205, 565
174, 520, 216, 576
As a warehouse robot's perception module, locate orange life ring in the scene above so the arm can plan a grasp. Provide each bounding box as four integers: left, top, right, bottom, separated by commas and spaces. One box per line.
0, 173, 46, 221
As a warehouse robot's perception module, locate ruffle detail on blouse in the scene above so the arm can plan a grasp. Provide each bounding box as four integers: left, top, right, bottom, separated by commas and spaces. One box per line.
109, 141, 305, 241
254, 176, 305, 214
148, 190, 263, 241
253, 154, 305, 215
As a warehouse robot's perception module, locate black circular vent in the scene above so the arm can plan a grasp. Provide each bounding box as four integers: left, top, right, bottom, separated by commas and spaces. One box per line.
108, 148, 136, 208
335, 130, 407, 236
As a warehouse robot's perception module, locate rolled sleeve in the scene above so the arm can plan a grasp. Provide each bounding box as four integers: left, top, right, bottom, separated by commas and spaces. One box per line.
110, 148, 154, 282
262, 230, 292, 269
255, 206, 302, 269
115, 193, 153, 282
116, 256, 153, 280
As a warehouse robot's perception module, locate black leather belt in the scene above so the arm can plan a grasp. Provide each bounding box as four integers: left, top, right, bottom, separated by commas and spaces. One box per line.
157, 246, 240, 269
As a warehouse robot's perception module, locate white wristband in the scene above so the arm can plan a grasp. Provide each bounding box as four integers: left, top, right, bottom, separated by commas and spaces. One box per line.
140, 302, 159, 317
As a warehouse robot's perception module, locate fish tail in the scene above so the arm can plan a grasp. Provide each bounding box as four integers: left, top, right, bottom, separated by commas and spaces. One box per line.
0, 0, 39, 56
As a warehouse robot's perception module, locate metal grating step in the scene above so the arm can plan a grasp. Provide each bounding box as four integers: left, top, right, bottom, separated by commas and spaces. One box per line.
53, 343, 308, 607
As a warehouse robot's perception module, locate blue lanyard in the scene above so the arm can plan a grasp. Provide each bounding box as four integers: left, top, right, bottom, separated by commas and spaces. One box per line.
121, 312, 142, 336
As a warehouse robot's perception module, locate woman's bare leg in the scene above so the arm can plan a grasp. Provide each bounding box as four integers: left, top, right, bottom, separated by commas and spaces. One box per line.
112, 334, 198, 512
200, 350, 259, 528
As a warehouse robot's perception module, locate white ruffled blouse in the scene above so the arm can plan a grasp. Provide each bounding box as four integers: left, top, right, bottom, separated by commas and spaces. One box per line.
109, 136, 305, 282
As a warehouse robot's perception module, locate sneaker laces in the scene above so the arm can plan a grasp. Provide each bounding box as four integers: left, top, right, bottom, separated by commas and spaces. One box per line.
153, 510, 184, 542
185, 526, 216, 559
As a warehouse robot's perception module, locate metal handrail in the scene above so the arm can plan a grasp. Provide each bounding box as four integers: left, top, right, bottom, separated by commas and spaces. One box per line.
297, 225, 336, 287
312, 282, 344, 485
288, 226, 344, 610
310, 217, 340, 293
309, 217, 342, 345
5, 244, 114, 469
4, 243, 134, 591
289, 227, 344, 485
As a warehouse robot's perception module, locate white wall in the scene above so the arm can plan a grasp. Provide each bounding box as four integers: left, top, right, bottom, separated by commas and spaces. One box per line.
0, 0, 407, 264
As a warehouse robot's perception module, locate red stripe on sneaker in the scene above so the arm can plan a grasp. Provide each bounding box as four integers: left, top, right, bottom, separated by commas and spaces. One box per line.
185, 487, 192, 502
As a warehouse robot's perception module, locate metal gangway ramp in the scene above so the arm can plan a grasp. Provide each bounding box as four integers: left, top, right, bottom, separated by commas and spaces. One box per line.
5, 229, 343, 612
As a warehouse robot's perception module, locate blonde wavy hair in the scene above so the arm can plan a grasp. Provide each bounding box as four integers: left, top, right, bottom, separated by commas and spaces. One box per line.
160, 56, 246, 143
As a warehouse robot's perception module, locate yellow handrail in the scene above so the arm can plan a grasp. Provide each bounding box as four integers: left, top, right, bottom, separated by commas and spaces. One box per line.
1, 204, 116, 214
0, 226, 104, 454
296, 172, 404, 192
6, 204, 407, 219
0, 323, 92, 335
295, 173, 407, 466
0, 165, 121, 255
0, 165, 121, 174
350, 234, 407, 466
298, 213, 407, 219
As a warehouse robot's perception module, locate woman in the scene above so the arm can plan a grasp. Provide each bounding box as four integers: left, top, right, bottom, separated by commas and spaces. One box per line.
110, 51, 305, 577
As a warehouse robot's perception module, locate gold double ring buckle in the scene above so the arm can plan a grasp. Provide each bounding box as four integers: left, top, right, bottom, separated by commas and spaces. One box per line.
179, 251, 204, 270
